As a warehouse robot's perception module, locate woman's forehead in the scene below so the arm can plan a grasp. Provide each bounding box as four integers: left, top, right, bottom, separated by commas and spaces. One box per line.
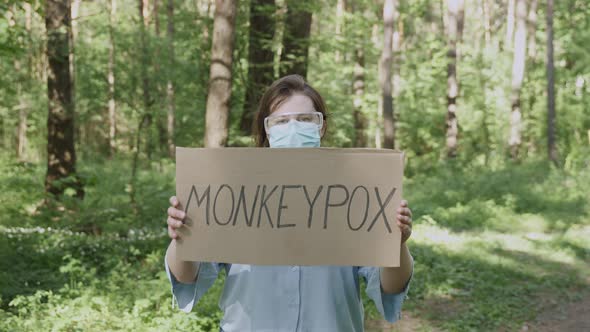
272, 94, 315, 115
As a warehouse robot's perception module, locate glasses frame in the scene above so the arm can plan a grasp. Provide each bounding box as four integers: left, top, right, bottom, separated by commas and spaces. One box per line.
264, 111, 324, 134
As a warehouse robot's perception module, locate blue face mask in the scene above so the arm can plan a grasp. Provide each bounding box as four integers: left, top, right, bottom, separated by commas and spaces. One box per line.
268, 120, 321, 148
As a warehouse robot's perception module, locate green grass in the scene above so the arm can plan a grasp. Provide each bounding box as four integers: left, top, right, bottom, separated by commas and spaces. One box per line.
1, 155, 589, 331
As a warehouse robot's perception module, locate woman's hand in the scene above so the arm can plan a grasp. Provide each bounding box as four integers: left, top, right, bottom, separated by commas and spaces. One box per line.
396, 200, 412, 243
167, 196, 186, 239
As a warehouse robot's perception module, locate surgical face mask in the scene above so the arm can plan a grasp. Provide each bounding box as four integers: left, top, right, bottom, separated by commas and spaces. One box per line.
268, 119, 321, 148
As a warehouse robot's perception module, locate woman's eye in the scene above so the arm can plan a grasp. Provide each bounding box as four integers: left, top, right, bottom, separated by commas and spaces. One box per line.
276, 119, 288, 125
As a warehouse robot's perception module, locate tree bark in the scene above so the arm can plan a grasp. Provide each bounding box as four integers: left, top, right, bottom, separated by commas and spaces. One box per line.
353, 48, 367, 147
17, 3, 33, 160
509, 0, 526, 159
154, 0, 168, 155
139, 0, 153, 156
279, 0, 312, 78
546, 0, 557, 164
380, 0, 396, 149
239, 0, 276, 135
482, 0, 491, 46
334, 0, 345, 62
45, 0, 84, 198
505, 0, 515, 49
204, 0, 237, 148
527, 0, 537, 60
70, 0, 80, 145
108, 0, 117, 156
166, 0, 175, 157
445, 0, 465, 158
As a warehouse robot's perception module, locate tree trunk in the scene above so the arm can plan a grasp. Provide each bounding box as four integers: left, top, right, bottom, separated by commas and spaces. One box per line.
70, 0, 80, 145
139, 0, 153, 156
204, 0, 237, 148
154, 0, 168, 155
371, 22, 382, 148
527, 0, 537, 60
17, 3, 33, 161
505, 0, 515, 50
380, 0, 396, 149
108, 0, 117, 156
546, 0, 557, 164
279, 0, 312, 78
482, 0, 491, 46
509, 0, 526, 159
166, 0, 175, 157
239, 0, 276, 135
45, 0, 84, 199
392, 4, 402, 145
353, 48, 367, 147
445, 0, 465, 158
334, 0, 345, 62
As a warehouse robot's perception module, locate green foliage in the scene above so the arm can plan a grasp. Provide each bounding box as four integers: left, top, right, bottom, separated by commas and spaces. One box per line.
1, 155, 589, 331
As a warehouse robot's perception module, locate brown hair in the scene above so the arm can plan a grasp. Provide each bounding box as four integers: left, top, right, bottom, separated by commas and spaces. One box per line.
254, 74, 328, 147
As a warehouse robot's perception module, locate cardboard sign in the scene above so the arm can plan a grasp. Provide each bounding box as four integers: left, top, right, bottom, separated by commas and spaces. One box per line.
175, 147, 404, 267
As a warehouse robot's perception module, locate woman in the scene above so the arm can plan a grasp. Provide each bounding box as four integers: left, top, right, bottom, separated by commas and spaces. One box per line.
165, 75, 414, 332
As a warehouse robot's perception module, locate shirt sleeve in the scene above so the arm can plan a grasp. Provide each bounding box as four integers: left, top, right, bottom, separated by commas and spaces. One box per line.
164, 251, 222, 313
358, 258, 413, 323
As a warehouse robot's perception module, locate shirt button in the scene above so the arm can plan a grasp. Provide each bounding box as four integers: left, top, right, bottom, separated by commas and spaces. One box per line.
291, 266, 299, 271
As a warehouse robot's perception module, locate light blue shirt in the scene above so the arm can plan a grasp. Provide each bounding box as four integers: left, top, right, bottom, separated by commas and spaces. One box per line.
165, 256, 412, 332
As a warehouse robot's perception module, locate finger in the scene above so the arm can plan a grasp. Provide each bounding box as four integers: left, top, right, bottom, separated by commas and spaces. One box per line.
401, 213, 411, 223
400, 200, 408, 207
168, 225, 179, 239
398, 220, 412, 232
169, 196, 179, 207
167, 217, 183, 229
397, 207, 412, 217
398, 215, 412, 226
167, 207, 186, 220
404, 207, 413, 217
397, 221, 411, 234
397, 214, 411, 225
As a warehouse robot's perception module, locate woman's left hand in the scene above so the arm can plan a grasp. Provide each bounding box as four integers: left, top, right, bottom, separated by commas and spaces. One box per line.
396, 200, 413, 243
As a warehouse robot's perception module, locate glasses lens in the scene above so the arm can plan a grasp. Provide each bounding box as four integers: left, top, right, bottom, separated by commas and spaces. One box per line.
266, 112, 322, 130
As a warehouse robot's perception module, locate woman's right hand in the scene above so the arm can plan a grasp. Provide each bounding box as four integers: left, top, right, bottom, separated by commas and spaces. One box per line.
167, 196, 186, 239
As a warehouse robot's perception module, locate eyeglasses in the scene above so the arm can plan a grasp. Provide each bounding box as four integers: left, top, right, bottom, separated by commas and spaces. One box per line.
264, 111, 324, 133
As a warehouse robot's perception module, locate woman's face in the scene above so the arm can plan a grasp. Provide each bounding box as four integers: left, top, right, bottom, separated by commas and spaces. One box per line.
269, 94, 326, 137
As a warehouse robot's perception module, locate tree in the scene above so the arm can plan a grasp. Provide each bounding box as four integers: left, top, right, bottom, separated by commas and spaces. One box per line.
138, 0, 153, 154
334, 0, 345, 63
279, 0, 312, 78
353, 48, 367, 147
349, 2, 367, 147
130, 0, 154, 205
107, 0, 117, 156
17, 3, 33, 160
166, 0, 175, 156
204, 0, 237, 147
546, 0, 557, 164
527, 0, 537, 59
239, 0, 276, 136
445, 0, 465, 157
45, 0, 84, 198
154, 0, 169, 155
379, 0, 397, 149
509, 0, 526, 159
505, 0, 515, 49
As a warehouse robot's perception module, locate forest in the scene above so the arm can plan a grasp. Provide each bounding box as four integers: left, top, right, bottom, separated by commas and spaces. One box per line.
1, 0, 589, 331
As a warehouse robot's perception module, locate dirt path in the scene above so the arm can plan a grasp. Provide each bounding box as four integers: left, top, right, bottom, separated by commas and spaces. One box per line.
365, 291, 590, 332
521, 292, 590, 332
